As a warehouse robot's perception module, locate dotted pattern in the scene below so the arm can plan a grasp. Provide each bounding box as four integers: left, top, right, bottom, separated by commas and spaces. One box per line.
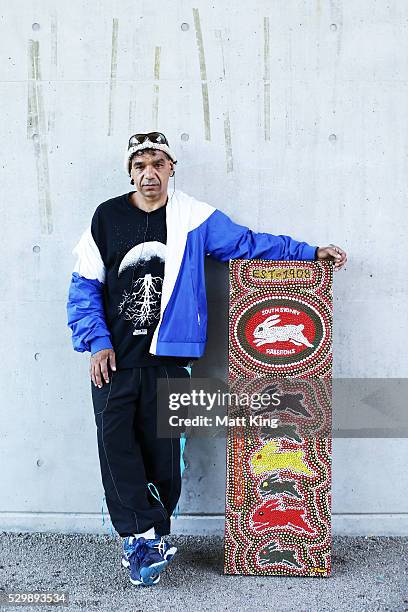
224, 260, 333, 577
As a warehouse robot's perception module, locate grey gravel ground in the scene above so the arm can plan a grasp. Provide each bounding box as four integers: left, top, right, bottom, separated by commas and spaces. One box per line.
0, 533, 407, 612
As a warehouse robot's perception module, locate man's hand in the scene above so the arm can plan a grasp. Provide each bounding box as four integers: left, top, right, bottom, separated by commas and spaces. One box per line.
90, 349, 116, 388
316, 244, 347, 271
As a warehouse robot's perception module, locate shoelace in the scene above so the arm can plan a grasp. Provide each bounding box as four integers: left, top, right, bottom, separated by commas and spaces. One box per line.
147, 482, 165, 507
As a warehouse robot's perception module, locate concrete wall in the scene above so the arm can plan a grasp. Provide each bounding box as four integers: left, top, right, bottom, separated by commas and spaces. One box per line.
1, 0, 407, 536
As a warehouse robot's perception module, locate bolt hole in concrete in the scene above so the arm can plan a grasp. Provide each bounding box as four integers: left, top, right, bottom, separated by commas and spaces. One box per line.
330, 23, 337, 31
34, 353, 40, 360
181, 133, 189, 141
329, 133, 337, 143
32, 22, 40, 31
36, 459, 43, 467
181, 22, 189, 31
33, 245, 40, 253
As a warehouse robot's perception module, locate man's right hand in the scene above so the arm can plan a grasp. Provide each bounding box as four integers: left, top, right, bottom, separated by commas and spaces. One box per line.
90, 349, 117, 387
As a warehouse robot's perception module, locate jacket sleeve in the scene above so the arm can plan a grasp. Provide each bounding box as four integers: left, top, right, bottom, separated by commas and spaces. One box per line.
203, 209, 318, 262
66, 224, 113, 354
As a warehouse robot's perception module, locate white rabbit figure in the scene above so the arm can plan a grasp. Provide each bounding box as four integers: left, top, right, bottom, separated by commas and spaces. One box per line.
253, 314, 314, 348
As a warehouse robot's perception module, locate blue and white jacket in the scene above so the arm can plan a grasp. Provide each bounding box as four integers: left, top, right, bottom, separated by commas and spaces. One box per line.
67, 188, 318, 361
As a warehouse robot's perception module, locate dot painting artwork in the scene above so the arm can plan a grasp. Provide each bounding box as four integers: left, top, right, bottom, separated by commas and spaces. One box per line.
224, 260, 333, 577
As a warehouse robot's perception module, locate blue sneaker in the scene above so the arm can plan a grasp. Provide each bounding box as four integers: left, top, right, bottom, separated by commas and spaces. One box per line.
121, 536, 177, 586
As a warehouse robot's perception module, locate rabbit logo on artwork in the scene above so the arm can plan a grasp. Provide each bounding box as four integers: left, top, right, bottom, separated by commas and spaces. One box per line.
236, 298, 324, 366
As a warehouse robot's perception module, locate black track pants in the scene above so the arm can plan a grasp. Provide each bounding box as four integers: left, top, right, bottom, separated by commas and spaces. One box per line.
90, 364, 191, 537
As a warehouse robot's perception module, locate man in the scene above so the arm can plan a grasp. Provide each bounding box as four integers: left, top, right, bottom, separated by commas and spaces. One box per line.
67, 131, 347, 587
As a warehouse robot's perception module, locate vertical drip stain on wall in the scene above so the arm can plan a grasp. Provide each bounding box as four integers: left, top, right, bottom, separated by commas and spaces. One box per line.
223, 113, 233, 173
107, 18, 118, 136
27, 39, 53, 235
285, 30, 293, 147
128, 28, 139, 133
215, 29, 226, 79
263, 16, 271, 141
50, 14, 58, 68
128, 96, 137, 133
48, 13, 58, 134
193, 8, 211, 140
152, 46, 161, 128
215, 29, 233, 173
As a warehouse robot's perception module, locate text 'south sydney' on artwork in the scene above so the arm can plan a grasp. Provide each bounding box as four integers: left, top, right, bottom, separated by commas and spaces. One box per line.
224, 260, 333, 577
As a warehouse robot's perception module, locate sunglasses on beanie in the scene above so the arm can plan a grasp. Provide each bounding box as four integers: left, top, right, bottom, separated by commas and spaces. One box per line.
128, 132, 169, 148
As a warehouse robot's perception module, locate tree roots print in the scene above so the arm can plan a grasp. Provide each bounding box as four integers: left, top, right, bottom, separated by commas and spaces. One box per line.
118, 273, 163, 331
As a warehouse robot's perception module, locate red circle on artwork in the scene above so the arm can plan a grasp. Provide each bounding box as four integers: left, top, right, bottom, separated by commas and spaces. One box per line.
244, 307, 316, 357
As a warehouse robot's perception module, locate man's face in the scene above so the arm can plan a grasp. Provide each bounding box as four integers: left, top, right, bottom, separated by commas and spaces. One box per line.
129, 150, 173, 199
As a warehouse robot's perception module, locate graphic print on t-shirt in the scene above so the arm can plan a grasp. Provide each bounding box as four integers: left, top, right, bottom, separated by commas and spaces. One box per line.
117, 240, 167, 335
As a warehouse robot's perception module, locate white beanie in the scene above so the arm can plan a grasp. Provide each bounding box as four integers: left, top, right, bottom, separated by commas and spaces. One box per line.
124, 134, 177, 175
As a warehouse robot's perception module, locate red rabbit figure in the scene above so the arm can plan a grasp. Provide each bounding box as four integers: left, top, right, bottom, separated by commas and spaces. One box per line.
252, 499, 315, 535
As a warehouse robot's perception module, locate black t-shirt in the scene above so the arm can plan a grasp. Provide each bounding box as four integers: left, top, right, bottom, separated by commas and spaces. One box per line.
91, 192, 191, 369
